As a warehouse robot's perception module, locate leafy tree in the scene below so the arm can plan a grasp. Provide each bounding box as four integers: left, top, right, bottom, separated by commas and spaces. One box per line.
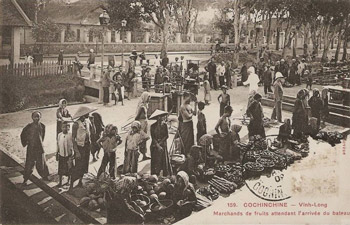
107, 0, 144, 31
139, 0, 175, 57
31, 19, 61, 55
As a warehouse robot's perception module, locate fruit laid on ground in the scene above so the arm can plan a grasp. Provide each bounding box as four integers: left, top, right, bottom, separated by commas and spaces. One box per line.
159, 192, 167, 200
149, 175, 158, 183
79, 197, 91, 207
162, 178, 171, 186
149, 194, 158, 201
88, 200, 98, 210
167, 184, 175, 192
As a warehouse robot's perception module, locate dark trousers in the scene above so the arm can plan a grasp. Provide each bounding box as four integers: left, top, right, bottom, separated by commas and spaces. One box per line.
210, 73, 217, 89
306, 82, 312, 90
226, 75, 232, 88
103, 87, 109, 104
264, 84, 272, 94
271, 100, 283, 122
24, 152, 49, 182
97, 152, 116, 179
209, 73, 214, 88
219, 76, 225, 87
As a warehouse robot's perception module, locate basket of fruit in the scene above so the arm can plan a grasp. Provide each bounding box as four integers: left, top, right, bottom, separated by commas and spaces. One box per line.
214, 164, 231, 177
197, 185, 219, 201
149, 199, 174, 217
256, 157, 275, 173
131, 194, 151, 211
271, 154, 287, 170
243, 162, 264, 178
244, 151, 261, 162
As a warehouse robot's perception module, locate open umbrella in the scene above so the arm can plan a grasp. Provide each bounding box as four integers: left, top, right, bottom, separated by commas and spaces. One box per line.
149, 109, 168, 120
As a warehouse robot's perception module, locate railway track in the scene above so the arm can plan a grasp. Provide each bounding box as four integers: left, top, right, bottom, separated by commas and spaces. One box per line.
0, 147, 102, 224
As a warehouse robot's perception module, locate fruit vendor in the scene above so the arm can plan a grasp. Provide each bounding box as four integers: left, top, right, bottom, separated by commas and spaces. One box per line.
150, 110, 172, 176
177, 92, 195, 157
172, 171, 197, 221
198, 134, 223, 167
292, 90, 308, 139
105, 176, 145, 224
231, 124, 242, 162
215, 105, 233, 160
180, 145, 204, 178
246, 93, 266, 138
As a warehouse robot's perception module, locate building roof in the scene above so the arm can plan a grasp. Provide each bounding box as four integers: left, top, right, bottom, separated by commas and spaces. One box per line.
39, 0, 107, 26
0, 0, 32, 26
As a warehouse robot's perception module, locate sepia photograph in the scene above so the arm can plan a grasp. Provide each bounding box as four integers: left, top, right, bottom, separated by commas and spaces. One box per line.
0, 0, 350, 224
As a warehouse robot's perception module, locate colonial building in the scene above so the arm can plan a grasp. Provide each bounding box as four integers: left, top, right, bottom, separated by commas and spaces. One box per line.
0, 0, 32, 64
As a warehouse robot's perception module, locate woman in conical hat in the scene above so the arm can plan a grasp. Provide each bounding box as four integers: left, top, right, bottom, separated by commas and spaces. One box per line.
150, 111, 172, 176
135, 92, 151, 160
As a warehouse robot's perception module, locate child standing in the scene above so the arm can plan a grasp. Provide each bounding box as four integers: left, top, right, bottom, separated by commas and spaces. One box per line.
218, 85, 230, 117
196, 102, 207, 142
203, 75, 211, 105
305, 70, 313, 90
113, 73, 125, 106
56, 121, 74, 187
96, 125, 122, 179
123, 121, 150, 174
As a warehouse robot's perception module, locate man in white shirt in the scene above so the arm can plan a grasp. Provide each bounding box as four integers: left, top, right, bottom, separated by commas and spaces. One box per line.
297, 58, 307, 85
217, 61, 226, 87
243, 66, 260, 94
180, 55, 187, 75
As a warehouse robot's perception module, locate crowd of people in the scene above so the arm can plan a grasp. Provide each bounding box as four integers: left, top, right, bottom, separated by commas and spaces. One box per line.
19, 49, 333, 223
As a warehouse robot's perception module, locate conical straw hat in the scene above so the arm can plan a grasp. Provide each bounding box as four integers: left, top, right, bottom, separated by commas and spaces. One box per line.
72, 106, 97, 119
198, 134, 213, 145
149, 109, 168, 120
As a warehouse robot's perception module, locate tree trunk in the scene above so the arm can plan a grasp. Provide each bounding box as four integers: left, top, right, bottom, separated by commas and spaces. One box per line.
310, 25, 319, 59
335, 22, 343, 62
266, 13, 272, 47
303, 24, 310, 56
321, 25, 332, 63
342, 38, 348, 61
282, 22, 293, 58
233, 0, 240, 47
342, 16, 349, 61
276, 27, 280, 50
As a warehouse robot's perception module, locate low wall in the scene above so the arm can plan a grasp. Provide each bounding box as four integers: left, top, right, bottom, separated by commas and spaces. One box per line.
20, 43, 213, 56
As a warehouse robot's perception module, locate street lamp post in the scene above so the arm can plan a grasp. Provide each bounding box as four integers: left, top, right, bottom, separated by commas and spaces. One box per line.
99, 10, 110, 103
121, 19, 127, 68
99, 10, 110, 75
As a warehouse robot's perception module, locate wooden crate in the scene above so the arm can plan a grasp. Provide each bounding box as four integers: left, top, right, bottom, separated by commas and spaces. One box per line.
147, 93, 169, 118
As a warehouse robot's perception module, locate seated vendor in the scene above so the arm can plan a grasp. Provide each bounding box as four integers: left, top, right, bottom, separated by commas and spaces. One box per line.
215, 105, 233, 160
180, 145, 204, 180
172, 171, 197, 221
231, 124, 242, 162
198, 134, 223, 167
105, 176, 144, 224
278, 119, 292, 145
